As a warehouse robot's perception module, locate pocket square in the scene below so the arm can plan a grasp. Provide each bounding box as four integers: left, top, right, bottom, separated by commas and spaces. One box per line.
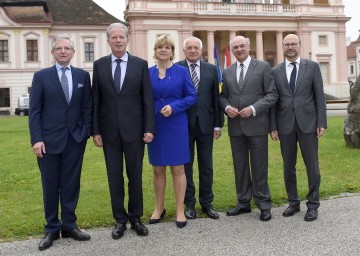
78, 83, 84, 88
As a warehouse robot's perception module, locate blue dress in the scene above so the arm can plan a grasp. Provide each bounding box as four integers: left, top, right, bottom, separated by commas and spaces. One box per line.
148, 64, 197, 166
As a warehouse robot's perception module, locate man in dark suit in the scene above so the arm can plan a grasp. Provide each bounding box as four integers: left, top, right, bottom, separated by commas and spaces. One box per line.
219, 36, 277, 221
29, 35, 92, 250
269, 34, 326, 221
177, 36, 222, 220
92, 23, 156, 239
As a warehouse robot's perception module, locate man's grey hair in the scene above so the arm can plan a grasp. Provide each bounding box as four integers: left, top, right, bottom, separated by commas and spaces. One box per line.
51, 35, 74, 50
229, 36, 250, 48
183, 36, 203, 50
106, 23, 129, 39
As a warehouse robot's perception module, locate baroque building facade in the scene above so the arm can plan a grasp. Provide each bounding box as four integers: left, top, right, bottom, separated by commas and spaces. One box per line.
125, 0, 350, 98
0, 0, 119, 115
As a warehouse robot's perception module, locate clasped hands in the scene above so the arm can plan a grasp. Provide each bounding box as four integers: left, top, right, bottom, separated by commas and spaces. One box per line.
226, 106, 253, 119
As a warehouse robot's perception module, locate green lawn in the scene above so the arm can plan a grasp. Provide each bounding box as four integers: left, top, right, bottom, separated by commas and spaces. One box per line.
0, 116, 359, 242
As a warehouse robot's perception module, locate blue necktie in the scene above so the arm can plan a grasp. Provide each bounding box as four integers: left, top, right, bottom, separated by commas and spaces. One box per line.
114, 59, 122, 94
289, 62, 297, 93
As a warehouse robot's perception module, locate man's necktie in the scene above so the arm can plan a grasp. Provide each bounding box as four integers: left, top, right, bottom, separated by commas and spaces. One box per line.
61, 67, 69, 103
190, 64, 199, 91
238, 63, 244, 91
289, 62, 297, 93
114, 59, 122, 94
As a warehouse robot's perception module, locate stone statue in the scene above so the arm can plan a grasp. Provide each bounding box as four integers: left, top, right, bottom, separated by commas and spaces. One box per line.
344, 75, 360, 148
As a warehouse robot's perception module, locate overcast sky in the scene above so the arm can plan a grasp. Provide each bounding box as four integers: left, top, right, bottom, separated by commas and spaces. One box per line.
92, 0, 359, 41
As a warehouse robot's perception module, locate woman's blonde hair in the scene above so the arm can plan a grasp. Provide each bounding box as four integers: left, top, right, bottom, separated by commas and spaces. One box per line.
153, 35, 175, 61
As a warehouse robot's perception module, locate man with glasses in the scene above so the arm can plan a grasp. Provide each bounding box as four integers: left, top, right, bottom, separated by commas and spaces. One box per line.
29, 35, 92, 250
269, 34, 327, 221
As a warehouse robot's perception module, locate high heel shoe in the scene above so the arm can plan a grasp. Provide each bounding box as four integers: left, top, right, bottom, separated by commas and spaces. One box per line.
148, 209, 166, 224
176, 220, 187, 228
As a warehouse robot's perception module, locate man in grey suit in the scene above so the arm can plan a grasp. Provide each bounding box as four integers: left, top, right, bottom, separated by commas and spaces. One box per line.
269, 34, 326, 221
177, 36, 222, 220
92, 23, 156, 238
219, 36, 277, 221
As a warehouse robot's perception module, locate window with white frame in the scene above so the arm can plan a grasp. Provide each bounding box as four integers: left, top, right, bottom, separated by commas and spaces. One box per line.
84, 42, 94, 62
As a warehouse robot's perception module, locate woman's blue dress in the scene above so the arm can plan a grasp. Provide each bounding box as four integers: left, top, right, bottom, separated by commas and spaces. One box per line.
148, 64, 197, 166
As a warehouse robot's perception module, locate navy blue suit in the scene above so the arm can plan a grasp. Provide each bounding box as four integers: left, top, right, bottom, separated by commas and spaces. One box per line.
29, 65, 92, 233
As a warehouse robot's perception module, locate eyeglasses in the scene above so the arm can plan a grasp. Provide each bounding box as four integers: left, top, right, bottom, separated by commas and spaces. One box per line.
54, 47, 73, 52
283, 43, 299, 49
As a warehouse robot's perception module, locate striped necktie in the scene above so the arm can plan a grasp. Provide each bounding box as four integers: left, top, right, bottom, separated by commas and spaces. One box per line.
190, 64, 199, 91
238, 63, 244, 90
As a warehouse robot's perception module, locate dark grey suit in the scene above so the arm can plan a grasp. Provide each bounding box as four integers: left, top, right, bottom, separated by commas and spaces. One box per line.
177, 59, 222, 209
220, 58, 277, 210
269, 58, 327, 209
92, 53, 156, 224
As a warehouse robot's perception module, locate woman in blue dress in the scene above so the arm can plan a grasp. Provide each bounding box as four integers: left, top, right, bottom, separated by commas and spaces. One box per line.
148, 35, 197, 228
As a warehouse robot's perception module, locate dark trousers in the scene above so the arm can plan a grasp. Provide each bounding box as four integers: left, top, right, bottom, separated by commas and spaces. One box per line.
38, 135, 86, 233
184, 119, 214, 209
229, 134, 271, 210
103, 133, 144, 224
279, 120, 321, 209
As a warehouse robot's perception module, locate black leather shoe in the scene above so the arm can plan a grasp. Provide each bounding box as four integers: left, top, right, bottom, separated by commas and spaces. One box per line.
185, 206, 196, 219
304, 208, 318, 221
112, 222, 127, 240
260, 209, 272, 221
38, 232, 60, 251
176, 220, 187, 228
131, 220, 149, 236
149, 209, 166, 224
202, 207, 219, 219
61, 228, 91, 241
226, 206, 251, 216
282, 205, 300, 217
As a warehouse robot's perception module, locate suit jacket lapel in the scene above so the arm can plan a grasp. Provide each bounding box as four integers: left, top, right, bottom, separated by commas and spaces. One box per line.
243, 58, 256, 87
279, 62, 290, 93
229, 63, 240, 93
69, 66, 77, 104
50, 65, 68, 104
295, 58, 307, 93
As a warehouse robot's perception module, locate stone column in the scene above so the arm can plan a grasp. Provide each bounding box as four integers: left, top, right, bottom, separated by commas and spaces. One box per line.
256, 31, 264, 61
229, 31, 236, 64
276, 31, 284, 64
207, 31, 215, 64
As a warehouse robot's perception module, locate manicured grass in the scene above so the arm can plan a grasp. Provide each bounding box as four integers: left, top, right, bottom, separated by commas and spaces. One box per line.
0, 116, 359, 241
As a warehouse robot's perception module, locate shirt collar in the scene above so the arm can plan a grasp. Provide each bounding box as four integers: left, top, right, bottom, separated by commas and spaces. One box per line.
285, 57, 300, 66
186, 59, 200, 67
56, 63, 71, 71
237, 56, 251, 69
112, 52, 129, 63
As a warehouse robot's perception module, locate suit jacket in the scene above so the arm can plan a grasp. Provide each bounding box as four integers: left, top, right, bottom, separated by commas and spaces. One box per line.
92, 53, 156, 142
269, 58, 327, 135
177, 60, 222, 134
219, 58, 277, 136
29, 65, 92, 154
